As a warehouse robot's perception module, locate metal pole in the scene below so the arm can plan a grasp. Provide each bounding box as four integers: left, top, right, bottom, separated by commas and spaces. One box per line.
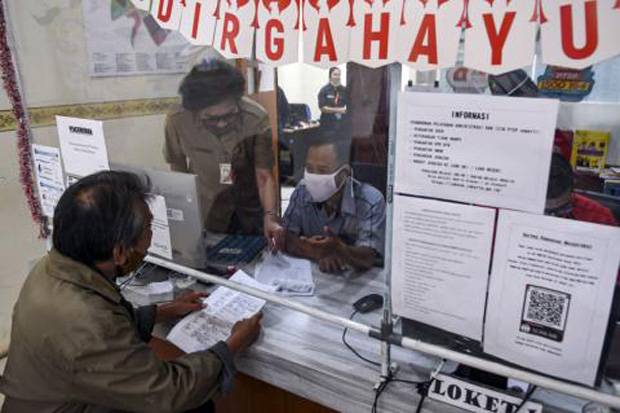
146, 255, 620, 409
400, 336, 620, 409
381, 62, 403, 378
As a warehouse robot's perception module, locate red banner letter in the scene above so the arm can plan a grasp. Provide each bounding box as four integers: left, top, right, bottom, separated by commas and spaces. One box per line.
314, 18, 337, 62
408, 14, 437, 64
483, 11, 516, 65
265, 19, 285, 60
221, 13, 240, 54
560, 1, 598, 60
191, 2, 202, 39
363, 13, 390, 60
158, 0, 174, 22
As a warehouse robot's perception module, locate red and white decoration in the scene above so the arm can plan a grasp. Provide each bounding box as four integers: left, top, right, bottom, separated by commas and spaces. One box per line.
396, 0, 463, 70
541, 0, 620, 69
179, 0, 219, 46
464, 0, 538, 75
303, 0, 351, 67
131, 0, 620, 72
347, 0, 401, 68
255, 0, 299, 65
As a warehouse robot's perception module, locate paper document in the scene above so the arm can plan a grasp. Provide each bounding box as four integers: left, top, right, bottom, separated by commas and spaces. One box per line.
484, 210, 620, 385
391, 196, 495, 340
255, 253, 315, 296
167, 271, 276, 353
57, 116, 110, 178
395, 92, 558, 214
147, 195, 173, 260
32, 144, 65, 218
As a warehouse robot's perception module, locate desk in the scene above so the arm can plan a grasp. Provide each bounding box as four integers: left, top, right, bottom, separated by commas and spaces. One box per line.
139, 262, 597, 413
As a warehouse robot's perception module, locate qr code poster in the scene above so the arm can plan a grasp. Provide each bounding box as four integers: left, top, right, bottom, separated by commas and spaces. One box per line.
484, 210, 620, 386
520, 285, 571, 343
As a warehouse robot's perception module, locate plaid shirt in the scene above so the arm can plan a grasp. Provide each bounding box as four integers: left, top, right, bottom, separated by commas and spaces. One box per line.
283, 177, 386, 256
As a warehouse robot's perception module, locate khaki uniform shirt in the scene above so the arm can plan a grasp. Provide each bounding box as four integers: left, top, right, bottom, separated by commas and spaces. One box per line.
163, 97, 274, 234
0, 250, 234, 413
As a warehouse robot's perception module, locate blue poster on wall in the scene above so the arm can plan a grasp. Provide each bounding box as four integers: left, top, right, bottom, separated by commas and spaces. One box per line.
537, 66, 595, 102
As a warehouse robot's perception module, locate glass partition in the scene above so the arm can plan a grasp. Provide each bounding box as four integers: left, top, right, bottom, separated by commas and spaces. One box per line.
9, 0, 620, 408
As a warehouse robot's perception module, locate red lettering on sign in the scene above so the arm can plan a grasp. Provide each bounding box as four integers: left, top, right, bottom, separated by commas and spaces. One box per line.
221, 13, 240, 53
158, 0, 174, 22
314, 18, 337, 61
191, 1, 202, 39
408, 14, 437, 64
266, 19, 285, 60
483, 11, 516, 65
560, 1, 598, 60
363, 13, 390, 60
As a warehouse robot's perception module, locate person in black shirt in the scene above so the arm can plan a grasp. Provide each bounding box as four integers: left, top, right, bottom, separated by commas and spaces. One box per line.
317, 67, 348, 131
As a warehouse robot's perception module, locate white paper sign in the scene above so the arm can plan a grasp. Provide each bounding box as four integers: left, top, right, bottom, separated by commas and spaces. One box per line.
394, 92, 558, 214
56, 116, 110, 178
167, 270, 276, 353
484, 210, 620, 386
83, 0, 191, 77
429, 374, 543, 413
32, 145, 66, 218
391, 196, 495, 341
147, 195, 173, 260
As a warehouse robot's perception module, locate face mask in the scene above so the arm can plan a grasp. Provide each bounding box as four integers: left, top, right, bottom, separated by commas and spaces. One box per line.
304, 166, 347, 203
115, 247, 147, 278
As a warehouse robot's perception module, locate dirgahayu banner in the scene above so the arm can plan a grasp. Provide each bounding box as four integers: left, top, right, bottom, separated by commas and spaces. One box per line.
130, 0, 620, 73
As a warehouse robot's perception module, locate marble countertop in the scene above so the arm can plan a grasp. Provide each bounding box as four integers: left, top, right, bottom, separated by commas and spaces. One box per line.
142, 260, 596, 413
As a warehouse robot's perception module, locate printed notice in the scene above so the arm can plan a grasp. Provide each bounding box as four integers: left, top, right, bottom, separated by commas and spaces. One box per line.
57, 116, 110, 177
395, 92, 559, 214
391, 196, 495, 340
32, 144, 65, 218
484, 210, 620, 385
147, 195, 173, 260
82, 0, 191, 77
167, 271, 276, 353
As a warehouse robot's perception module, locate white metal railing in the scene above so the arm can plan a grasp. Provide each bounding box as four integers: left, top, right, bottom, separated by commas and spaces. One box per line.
145, 254, 620, 409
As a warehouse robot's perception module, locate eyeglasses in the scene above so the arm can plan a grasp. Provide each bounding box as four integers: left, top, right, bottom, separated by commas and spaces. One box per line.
201, 106, 240, 125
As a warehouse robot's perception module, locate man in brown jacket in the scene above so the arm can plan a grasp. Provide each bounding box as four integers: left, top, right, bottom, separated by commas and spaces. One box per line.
0, 171, 262, 412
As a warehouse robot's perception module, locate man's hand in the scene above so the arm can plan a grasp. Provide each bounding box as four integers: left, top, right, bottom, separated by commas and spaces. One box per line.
319, 255, 347, 274
156, 291, 208, 323
226, 312, 263, 355
264, 214, 286, 252
300, 226, 346, 259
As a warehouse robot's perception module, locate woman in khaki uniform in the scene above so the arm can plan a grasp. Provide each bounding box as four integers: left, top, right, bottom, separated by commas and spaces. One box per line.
164, 60, 284, 248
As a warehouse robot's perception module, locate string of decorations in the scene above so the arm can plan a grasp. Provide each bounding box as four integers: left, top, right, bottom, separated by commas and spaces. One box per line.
0, 0, 49, 238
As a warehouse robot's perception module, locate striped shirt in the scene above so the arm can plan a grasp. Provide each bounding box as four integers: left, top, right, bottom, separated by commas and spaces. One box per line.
283, 177, 386, 256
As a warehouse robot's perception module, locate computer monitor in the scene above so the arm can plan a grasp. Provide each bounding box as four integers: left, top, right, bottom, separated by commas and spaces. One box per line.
110, 163, 206, 269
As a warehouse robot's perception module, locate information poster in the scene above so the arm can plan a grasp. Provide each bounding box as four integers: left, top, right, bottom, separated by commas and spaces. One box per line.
82, 0, 191, 77
391, 196, 495, 340
147, 195, 173, 260
57, 116, 110, 178
32, 144, 66, 218
395, 93, 559, 214
484, 210, 620, 385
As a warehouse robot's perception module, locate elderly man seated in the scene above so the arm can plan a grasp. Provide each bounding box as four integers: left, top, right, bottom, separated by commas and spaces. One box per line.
282, 135, 386, 273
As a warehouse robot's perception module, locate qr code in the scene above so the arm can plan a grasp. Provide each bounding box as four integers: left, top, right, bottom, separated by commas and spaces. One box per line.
520, 285, 571, 342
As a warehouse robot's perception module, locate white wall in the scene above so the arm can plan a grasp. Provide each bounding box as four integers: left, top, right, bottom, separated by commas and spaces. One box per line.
277, 63, 347, 120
